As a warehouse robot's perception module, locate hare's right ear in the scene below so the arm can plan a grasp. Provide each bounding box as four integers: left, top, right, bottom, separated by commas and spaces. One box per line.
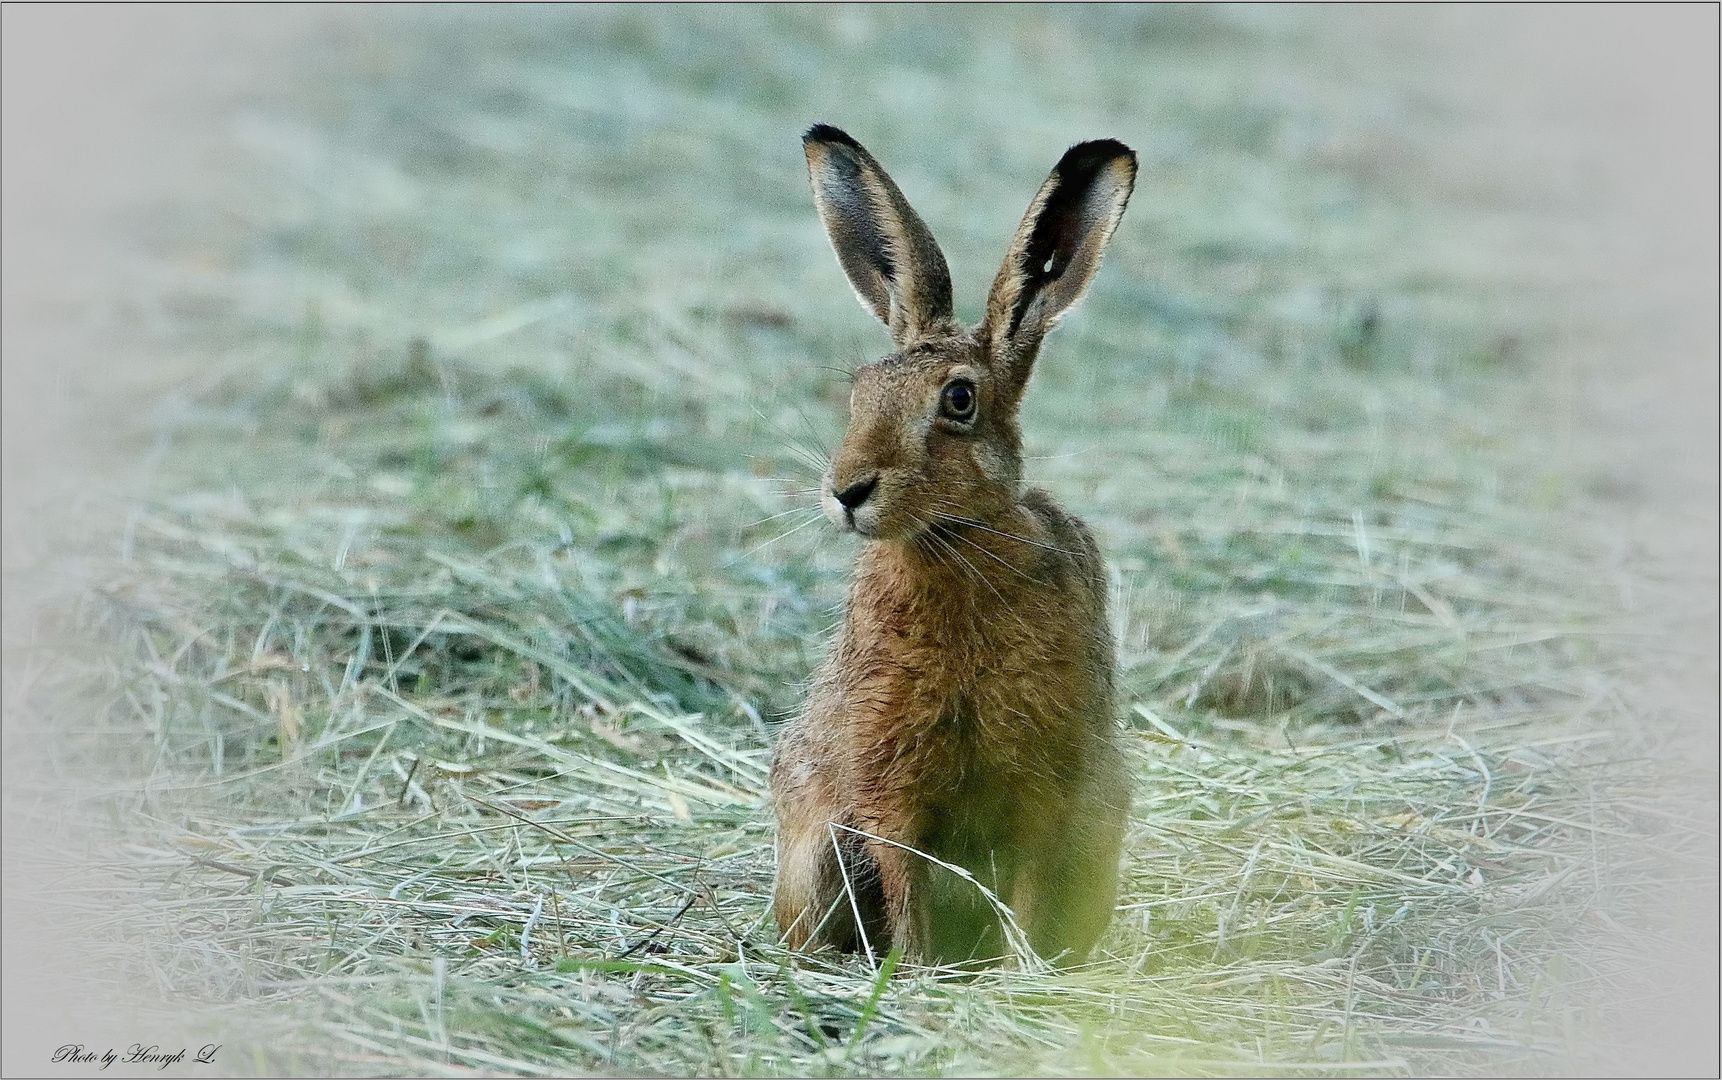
983, 140, 1136, 397
803, 125, 955, 348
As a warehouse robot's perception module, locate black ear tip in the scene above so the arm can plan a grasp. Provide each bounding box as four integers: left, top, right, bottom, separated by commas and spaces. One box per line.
805, 123, 863, 151
1055, 138, 1137, 180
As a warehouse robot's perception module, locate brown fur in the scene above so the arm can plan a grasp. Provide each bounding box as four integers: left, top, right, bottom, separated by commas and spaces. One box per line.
774, 127, 1137, 966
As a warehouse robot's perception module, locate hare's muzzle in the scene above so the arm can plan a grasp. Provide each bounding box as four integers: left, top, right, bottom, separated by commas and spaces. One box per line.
834, 476, 877, 512
827, 474, 879, 534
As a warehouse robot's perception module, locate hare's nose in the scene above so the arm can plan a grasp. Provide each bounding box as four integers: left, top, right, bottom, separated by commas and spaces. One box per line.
834, 476, 878, 511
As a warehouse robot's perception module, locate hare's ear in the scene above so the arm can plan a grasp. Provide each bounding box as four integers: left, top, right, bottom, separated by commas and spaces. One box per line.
804, 125, 955, 348
983, 140, 1136, 391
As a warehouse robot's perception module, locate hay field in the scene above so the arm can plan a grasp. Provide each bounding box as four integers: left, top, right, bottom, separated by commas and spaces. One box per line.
3, 7, 1715, 1077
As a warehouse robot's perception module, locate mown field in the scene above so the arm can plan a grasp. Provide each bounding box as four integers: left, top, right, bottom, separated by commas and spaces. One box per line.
5, 7, 1714, 1077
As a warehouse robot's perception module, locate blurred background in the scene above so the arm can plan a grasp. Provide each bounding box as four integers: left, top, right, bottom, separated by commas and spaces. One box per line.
4, 6, 1715, 1077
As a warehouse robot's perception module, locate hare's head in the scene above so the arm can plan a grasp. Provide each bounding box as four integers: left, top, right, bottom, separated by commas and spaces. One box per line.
804, 125, 1135, 540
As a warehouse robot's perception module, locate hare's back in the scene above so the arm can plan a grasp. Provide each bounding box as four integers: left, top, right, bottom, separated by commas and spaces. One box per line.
1019, 487, 1108, 607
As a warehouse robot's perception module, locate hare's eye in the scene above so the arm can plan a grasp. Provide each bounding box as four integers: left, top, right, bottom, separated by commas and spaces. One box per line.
940, 380, 977, 422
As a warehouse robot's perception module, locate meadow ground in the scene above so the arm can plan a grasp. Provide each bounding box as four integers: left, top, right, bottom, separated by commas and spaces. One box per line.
3, 7, 1716, 1077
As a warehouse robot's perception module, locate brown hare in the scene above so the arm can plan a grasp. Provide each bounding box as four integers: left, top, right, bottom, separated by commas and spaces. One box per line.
770, 125, 1135, 968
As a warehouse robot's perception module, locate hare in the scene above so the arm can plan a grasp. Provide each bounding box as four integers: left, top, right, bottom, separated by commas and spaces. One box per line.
770, 125, 1135, 967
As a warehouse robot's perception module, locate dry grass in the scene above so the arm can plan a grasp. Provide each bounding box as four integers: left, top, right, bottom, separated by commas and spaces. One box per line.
5, 7, 1714, 1077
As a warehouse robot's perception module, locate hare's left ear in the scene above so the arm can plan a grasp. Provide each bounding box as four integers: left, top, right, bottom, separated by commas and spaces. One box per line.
804, 125, 955, 348
983, 140, 1136, 392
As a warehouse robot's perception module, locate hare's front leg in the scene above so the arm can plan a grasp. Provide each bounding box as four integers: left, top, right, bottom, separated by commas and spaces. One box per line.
860, 836, 930, 959
773, 806, 841, 949
771, 726, 853, 950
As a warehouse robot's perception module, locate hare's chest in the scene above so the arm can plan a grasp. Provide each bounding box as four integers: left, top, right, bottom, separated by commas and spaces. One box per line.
841, 605, 1087, 763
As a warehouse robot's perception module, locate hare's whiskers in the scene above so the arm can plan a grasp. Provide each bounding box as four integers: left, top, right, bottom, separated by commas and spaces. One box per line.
927, 509, 1078, 557
811, 361, 859, 381
935, 520, 1040, 587
750, 403, 833, 476
753, 475, 822, 489
786, 401, 836, 461
915, 528, 959, 578
927, 530, 992, 598
923, 523, 1033, 635
736, 508, 826, 559
782, 444, 832, 476
745, 504, 825, 530
921, 498, 1042, 587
